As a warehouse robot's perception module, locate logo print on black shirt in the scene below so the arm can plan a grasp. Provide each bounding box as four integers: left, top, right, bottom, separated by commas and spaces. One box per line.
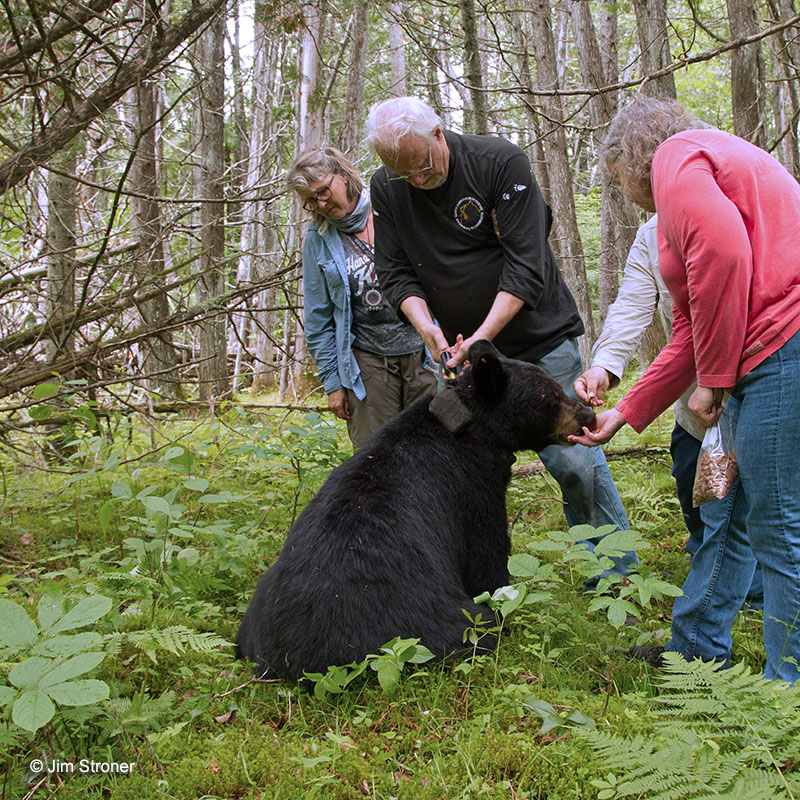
454, 196, 484, 231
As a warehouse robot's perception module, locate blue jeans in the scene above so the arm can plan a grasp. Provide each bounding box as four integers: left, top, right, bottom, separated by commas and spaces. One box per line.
670, 330, 800, 683
670, 422, 704, 554
533, 339, 637, 576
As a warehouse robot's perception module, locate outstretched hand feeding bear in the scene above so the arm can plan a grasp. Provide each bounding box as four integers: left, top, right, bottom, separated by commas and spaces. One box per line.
236, 340, 596, 681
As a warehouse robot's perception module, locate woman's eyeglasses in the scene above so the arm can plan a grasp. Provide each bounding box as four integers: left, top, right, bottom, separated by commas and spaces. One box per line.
301, 175, 335, 211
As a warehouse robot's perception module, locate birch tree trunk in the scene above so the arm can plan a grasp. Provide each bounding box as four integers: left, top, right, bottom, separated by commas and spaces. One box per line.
228, 0, 249, 225
629, 0, 673, 365
389, 2, 406, 96
195, 9, 229, 401
284, 0, 326, 398
240, 21, 280, 394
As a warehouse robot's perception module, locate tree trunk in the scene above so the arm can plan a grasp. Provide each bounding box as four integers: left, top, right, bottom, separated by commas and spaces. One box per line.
239, 20, 279, 394
527, 0, 595, 363
195, 8, 229, 401
227, 0, 250, 224
768, 0, 800, 178
571, 0, 638, 324
45, 144, 78, 368
727, 0, 766, 146
287, 0, 328, 398
631, 0, 677, 97
460, 0, 488, 134
299, 0, 325, 151
129, 12, 181, 400
341, 0, 370, 160
389, 2, 407, 96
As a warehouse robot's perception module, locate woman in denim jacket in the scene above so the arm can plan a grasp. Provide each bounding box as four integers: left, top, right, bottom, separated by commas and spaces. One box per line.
287, 147, 436, 449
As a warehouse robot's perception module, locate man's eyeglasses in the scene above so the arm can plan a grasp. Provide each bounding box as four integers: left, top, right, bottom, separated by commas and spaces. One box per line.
387, 146, 433, 182
301, 175, 335, 211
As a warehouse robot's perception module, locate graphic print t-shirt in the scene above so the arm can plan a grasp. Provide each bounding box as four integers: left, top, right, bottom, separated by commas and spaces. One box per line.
340, 233, 423, 356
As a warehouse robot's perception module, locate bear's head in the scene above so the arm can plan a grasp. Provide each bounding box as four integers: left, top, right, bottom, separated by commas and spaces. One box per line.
449, 340, 596, 453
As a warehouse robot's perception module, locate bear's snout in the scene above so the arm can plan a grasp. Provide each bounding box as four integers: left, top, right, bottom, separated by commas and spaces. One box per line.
553, 399, 596, 443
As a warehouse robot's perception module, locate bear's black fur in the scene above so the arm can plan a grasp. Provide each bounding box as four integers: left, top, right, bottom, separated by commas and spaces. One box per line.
236, 340, 595, 680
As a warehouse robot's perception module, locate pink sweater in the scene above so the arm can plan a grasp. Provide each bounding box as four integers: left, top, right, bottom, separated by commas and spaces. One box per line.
617, 129, 800, 432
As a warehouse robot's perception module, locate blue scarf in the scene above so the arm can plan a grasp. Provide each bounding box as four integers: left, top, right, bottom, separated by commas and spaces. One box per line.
319, 188, 370, 234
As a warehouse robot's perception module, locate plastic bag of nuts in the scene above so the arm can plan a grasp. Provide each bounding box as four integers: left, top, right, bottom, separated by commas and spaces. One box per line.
692, 414, 738, 506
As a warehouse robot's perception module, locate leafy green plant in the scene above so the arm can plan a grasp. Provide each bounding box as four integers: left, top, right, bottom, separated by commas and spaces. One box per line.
304, 636, 435, 699
499, 683, 596, 735
528, 524, 682, 628
582, 653, 800, 799
230, 412, 346, 524
0, 587, 112, 732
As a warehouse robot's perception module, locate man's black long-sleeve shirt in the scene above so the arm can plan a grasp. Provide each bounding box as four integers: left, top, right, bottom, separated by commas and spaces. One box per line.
370, 130, 584, 362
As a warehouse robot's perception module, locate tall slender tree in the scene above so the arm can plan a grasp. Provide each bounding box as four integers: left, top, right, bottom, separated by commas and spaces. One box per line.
527, 0, 595, 361
460, 0, 489, 134
195, 9, 229, 401
631, 0, 677, 97
727, 0, 766, 146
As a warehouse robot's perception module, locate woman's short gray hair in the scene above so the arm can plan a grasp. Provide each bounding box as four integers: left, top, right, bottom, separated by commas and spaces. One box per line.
601, 95, 705, 204
365, 97, 444, 155
286, 146, 364, 223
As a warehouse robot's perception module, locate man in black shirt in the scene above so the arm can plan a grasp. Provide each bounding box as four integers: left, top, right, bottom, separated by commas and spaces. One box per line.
365, 96, 635, 577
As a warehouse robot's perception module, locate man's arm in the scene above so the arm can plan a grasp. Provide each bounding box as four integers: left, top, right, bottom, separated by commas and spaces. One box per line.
448, 291, 524, 365
370, 169, 429, 320
489, 152, 556, 310
400, 296, 450, 361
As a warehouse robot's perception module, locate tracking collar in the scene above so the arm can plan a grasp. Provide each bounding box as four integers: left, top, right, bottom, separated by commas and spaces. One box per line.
429, 386, 473, 434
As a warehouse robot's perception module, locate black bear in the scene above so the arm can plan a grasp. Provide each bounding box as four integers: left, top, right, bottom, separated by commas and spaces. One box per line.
236, 340, 595, 680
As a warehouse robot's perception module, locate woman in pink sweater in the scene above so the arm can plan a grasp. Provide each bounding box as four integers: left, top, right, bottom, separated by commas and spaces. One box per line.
574, 95, 800, 682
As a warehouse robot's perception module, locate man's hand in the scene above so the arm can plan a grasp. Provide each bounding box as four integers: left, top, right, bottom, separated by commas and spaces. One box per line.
448, 333, 474, 366
443, 291, 526, 368
412, 322, 450, 362
327, 388, 351, 420
574, 366, 612, 407
689, 385, 724, 428
568, 408, 626, 447
399, 297, 451, 361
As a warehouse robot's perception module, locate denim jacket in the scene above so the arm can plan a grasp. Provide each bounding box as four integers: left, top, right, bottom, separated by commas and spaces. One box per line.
302, 222, 366, 399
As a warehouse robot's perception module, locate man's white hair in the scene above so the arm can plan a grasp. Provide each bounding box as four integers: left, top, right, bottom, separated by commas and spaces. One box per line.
365, 97, 444, 155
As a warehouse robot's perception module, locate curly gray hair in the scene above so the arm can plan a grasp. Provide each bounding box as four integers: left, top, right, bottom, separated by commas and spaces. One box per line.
601, 95, 705, 205
365, 97, 444, 155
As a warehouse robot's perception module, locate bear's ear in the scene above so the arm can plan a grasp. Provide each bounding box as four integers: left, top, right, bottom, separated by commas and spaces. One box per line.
468, 340, 507, 398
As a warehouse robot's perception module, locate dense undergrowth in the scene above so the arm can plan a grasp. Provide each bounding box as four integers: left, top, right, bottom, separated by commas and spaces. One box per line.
0, 382, 795, 800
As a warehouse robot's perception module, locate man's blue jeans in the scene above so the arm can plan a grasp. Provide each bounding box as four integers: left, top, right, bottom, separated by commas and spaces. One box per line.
533, 339, 637, 576
669, 330, 800, 683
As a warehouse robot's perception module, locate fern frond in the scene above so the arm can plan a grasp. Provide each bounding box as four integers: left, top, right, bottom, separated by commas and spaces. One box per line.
581, 657, 800, 800
123, 626, 230, 663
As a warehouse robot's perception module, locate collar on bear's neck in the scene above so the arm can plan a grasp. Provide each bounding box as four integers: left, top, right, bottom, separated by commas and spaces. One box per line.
429, 386, 516, 466
428, 385, 473, 434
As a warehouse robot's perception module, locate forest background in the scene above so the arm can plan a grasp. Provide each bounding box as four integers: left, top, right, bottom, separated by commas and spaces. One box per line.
4, 0, 800, 408
2, 1, 800, 799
